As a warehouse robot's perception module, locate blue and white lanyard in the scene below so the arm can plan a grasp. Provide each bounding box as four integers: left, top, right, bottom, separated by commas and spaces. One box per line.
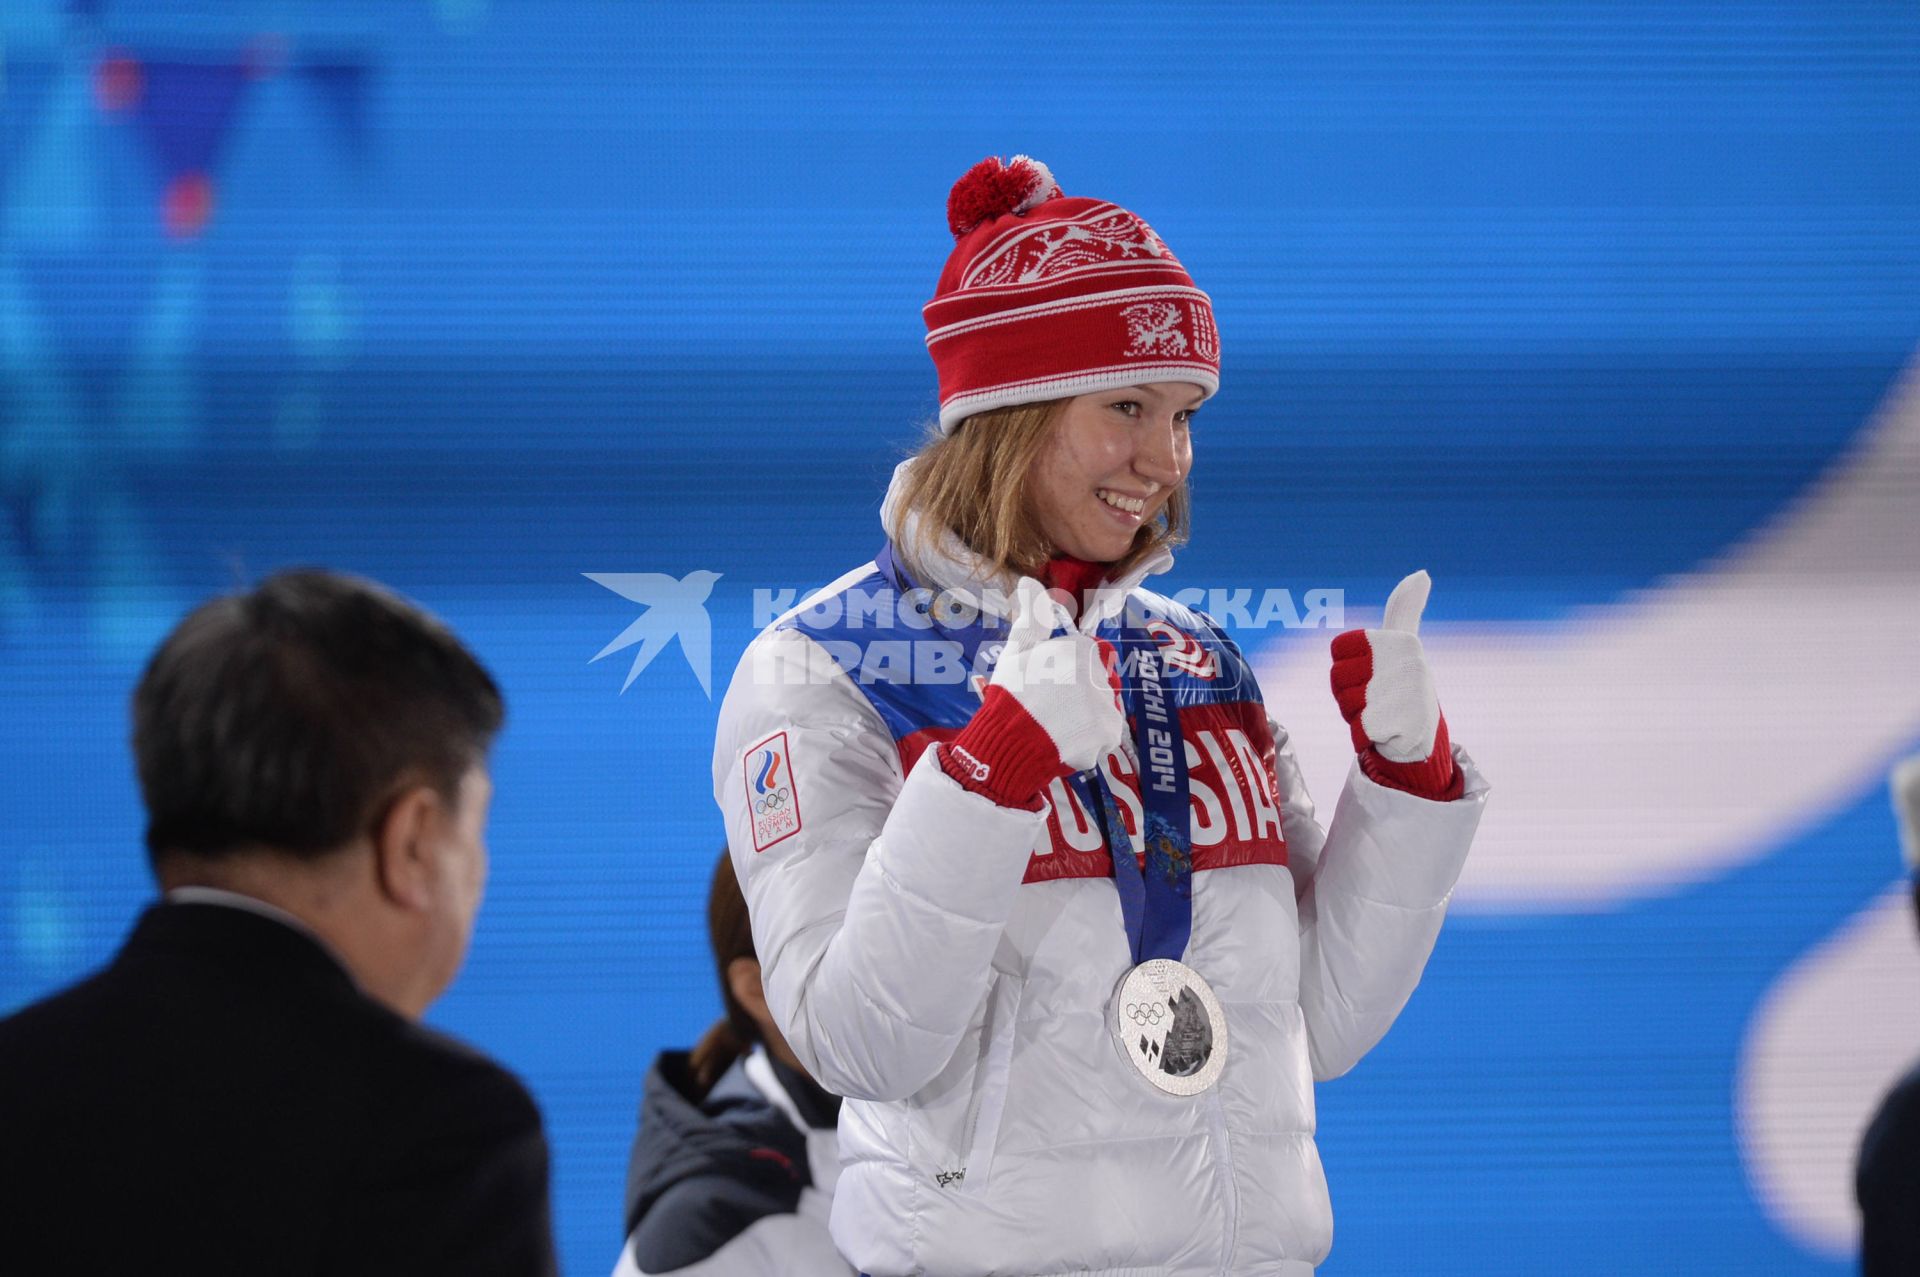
1089, 613, 1195, 966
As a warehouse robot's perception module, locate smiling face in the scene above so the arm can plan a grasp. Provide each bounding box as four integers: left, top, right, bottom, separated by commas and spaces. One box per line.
1029, 381, 1202, 564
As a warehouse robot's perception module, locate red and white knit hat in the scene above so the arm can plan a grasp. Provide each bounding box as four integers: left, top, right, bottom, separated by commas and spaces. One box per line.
924, 155, 1219, 433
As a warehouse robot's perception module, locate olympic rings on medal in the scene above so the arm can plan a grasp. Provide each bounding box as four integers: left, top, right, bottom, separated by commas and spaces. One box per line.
1126, 1001, 1166, 1027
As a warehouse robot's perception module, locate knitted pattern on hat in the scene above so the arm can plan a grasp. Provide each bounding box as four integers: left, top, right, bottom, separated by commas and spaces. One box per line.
925, 155, 1220, 431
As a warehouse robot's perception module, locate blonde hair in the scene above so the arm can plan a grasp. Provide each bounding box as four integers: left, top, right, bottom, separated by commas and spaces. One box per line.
887, 398, 1191, 582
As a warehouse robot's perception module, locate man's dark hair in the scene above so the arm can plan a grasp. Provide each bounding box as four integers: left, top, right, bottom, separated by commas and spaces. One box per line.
133, 569, 505, 864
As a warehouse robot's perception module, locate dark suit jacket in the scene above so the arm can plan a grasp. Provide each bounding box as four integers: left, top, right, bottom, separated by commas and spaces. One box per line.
0, 900, 558, 1276
1860, 1057, 1920, 1277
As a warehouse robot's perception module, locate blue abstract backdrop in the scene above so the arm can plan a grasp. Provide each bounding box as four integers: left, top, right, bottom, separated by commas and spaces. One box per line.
4, 2, 1919, 1272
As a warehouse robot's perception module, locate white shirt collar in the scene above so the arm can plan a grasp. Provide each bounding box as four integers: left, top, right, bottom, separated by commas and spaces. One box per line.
742, 1045, 809, 1130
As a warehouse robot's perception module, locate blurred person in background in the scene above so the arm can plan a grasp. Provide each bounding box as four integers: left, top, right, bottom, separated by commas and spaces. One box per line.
0, 569, 557, 1277
709, 156, 1489, 1275
1857, 753, 1920, 1275
613, 848, 850, 1276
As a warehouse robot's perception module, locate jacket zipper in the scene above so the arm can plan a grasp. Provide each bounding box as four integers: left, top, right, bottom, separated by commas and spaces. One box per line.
1204, 1086, 1238, 1274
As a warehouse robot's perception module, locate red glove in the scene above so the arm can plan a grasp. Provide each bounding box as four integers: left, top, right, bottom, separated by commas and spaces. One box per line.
941, 577, 1126, 809
1329, 570, 1463, 803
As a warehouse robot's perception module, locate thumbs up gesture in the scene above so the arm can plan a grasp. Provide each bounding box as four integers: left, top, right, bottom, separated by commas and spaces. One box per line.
1329, 571, 1461, 800
985, 576, 1127, 773
940, 576, 1127, 809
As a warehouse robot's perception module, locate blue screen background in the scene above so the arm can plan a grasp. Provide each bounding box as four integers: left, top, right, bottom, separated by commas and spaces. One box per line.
4, 3, 1919, 1272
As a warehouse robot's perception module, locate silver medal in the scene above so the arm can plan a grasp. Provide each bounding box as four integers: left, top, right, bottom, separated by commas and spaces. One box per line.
1110, 958, 1227, 1096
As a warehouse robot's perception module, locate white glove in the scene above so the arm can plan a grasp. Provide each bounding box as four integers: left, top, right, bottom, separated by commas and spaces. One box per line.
1331, 570, 1441, 763
973, 576, 1127, 773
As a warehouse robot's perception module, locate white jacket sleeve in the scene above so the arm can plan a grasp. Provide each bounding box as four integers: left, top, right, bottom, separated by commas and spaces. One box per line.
1273, 716, 1489, 1081
714, 627, 1049, 1103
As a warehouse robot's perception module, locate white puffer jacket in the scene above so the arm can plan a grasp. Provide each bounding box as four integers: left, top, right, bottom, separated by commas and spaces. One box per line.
714, 468, 1487, 1276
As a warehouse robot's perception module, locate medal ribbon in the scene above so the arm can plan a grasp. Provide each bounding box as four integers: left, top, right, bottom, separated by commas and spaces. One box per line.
1091, 609, 1195, 965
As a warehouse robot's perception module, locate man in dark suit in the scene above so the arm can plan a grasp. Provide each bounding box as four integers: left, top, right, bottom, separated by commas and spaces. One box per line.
0, 569, 558, 1276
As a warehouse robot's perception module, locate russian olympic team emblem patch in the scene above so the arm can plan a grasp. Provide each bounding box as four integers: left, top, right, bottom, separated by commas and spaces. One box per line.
744, 732, 801, 852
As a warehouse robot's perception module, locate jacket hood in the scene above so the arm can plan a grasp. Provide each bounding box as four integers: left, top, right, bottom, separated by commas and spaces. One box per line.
621, 1049, 811, 1240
